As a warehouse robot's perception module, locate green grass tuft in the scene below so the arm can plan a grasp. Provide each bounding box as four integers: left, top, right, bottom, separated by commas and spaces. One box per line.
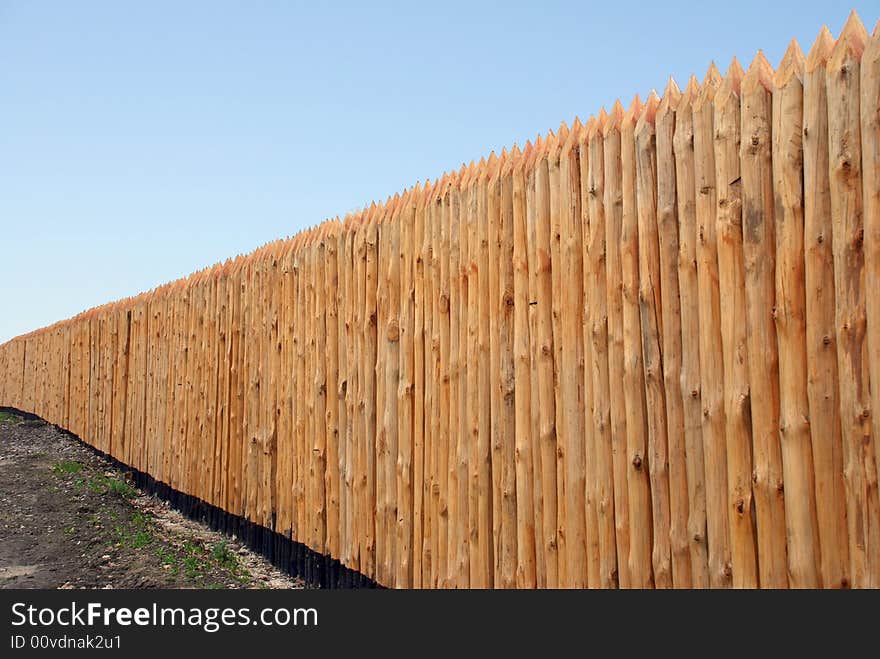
52, 460, 84, 475
88, 474, 136, 498
211, 540, 239, 570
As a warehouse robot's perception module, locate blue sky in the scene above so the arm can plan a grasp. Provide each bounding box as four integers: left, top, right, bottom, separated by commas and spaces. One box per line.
0, 0, 875, 343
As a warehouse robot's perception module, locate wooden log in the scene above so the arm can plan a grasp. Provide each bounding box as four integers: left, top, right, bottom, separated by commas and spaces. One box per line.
380, 202, 396, 583
742, 51, 789, 588
294, 239, 308, 544
87, 312, 98, 450
674, 77, 713, 588
635, 91, 673, 588
260, 254, 273, 527
344, 218, 360, 571
430, 182, 449, 587
245, 259, 260, 524
229, 269, 243, 513
581, 108, 629, 588
428, 183, 443, 586
714, 58, 759, 588
534, 137, 559, 588
620, 95, 653, 588
411, 191, 426, 586
578, 118, 602, 589
420, 187, 436, 586
512, 144, 538, 588
466, 160, 483, 587
364, 209, 379, 580
602, 101, 632, 589
435, 180, 450, 587
498, 149, 518, 589
276, 250, 293, 538
548, 128, 568, 587
526, 140, 547, 587
268, 249, 282, 528
198, 274, 211, 506
390, 200, 404, 583
169, 280, 183, 496
692, 63, 733, 587
325, 223, 342, 564
655, 79, 693, 587
210, 270, 221, 506
112, 307, 129, 471
276, 248, 289, 537
443, 173, 458, 587
488, 155, 503, 587
243, 264, 256, 520
466, 163, 480, 587
207, 269, 221, 509
102, 311, 115, 458
185, 281, 198, 500
376, 212, 389, 583
477, 157, 494, 587
167, 292, 184, 492
78, 321, 87, 442
345, 227, 365, 575
397, 192, 417, 588
860, 13, 880, 591
827, 13, 878, 588
559, 123, 588, 588
773, 40, 822, 588
212, 271, 228, 513
235, 258, 252, 517
453, 167, 471, 587
587, 112, 619, 588
337, 221, 352, 571
303, 243, 317, 542
378, 198, 401, 584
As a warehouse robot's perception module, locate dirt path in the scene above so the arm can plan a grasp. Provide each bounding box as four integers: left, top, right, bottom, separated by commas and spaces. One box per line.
0, 410, 302, 589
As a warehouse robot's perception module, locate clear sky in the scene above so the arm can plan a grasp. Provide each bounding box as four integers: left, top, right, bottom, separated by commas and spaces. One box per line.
0, 0, 875, 343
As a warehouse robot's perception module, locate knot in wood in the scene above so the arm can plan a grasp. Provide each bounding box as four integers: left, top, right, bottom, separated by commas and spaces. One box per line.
386, 320, 400, 342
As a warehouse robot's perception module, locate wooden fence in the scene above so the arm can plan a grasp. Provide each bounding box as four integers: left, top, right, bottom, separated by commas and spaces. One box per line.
2, 13, 879, 588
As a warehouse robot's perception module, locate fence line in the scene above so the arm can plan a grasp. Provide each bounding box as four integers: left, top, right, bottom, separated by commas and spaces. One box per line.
1, 12, 879, 587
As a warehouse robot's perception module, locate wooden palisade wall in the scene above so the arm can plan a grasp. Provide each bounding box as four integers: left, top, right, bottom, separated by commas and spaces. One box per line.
1, 13, 879, 587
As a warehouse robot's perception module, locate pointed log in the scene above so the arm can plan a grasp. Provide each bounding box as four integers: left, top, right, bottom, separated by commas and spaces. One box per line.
673, 75, 711, 587
576, 117, 600, 588
512, 142, 538, 588
714, 57, 760, 588
656, 77, 693, 588
635, 90, 675, 588
773, 39, 822, 588
603, 99, 632, 588
827, 11, 878, 588
741, 49, 789, 589
693, 62, 734, 587
860, 9, 880, 591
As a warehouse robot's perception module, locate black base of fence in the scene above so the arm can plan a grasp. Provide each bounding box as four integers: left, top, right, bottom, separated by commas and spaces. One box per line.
1, 406, 381, 589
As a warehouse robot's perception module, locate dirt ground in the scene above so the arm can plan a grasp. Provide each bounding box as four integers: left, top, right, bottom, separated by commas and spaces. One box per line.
0, 410, 302, 589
